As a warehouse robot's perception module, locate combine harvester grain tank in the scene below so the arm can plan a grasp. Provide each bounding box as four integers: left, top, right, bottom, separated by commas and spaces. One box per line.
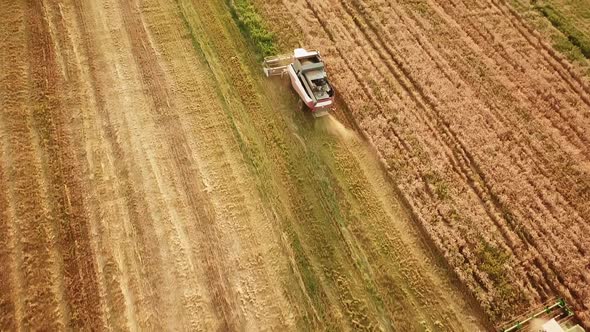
262, 48, 335, 117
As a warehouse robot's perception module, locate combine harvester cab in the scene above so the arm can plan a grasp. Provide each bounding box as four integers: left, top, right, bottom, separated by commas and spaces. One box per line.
263, 48, 335, 118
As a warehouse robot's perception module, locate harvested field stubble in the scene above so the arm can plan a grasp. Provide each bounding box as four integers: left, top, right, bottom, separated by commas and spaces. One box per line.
253, 0, 590, 327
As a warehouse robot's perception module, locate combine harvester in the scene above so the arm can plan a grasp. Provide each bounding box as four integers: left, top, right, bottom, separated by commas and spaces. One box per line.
262, 48, 335, 117
499, 298, 585, 332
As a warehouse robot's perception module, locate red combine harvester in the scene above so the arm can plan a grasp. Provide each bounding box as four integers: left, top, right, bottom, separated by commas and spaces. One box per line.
262, 48, 335, 117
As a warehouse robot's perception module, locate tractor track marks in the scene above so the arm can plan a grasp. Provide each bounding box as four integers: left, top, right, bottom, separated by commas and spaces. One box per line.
67, 0, 167, 328
117, 0, 242, 329
0, 2, 29, 329
26, 0, 104, 327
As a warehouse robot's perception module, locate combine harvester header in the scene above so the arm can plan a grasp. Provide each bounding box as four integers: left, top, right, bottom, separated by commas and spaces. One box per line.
263, 48, 335, 118
500, 298, 585, 332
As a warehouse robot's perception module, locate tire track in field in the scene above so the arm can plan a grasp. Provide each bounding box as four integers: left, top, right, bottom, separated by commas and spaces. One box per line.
472, 0, 590, 153
25, 0, 107, 327
0, 3, 27, 329
64, 2, 134, 328
41, 2, 121, 327
433, 0, 590, 211
66, 0, 217, 329
412, 0, 590, 244
475, 0, 590, 105
0, 142, 17, 331
115, 4, 241, 331
0, 1, 64, 329
65, 0, 169, 329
